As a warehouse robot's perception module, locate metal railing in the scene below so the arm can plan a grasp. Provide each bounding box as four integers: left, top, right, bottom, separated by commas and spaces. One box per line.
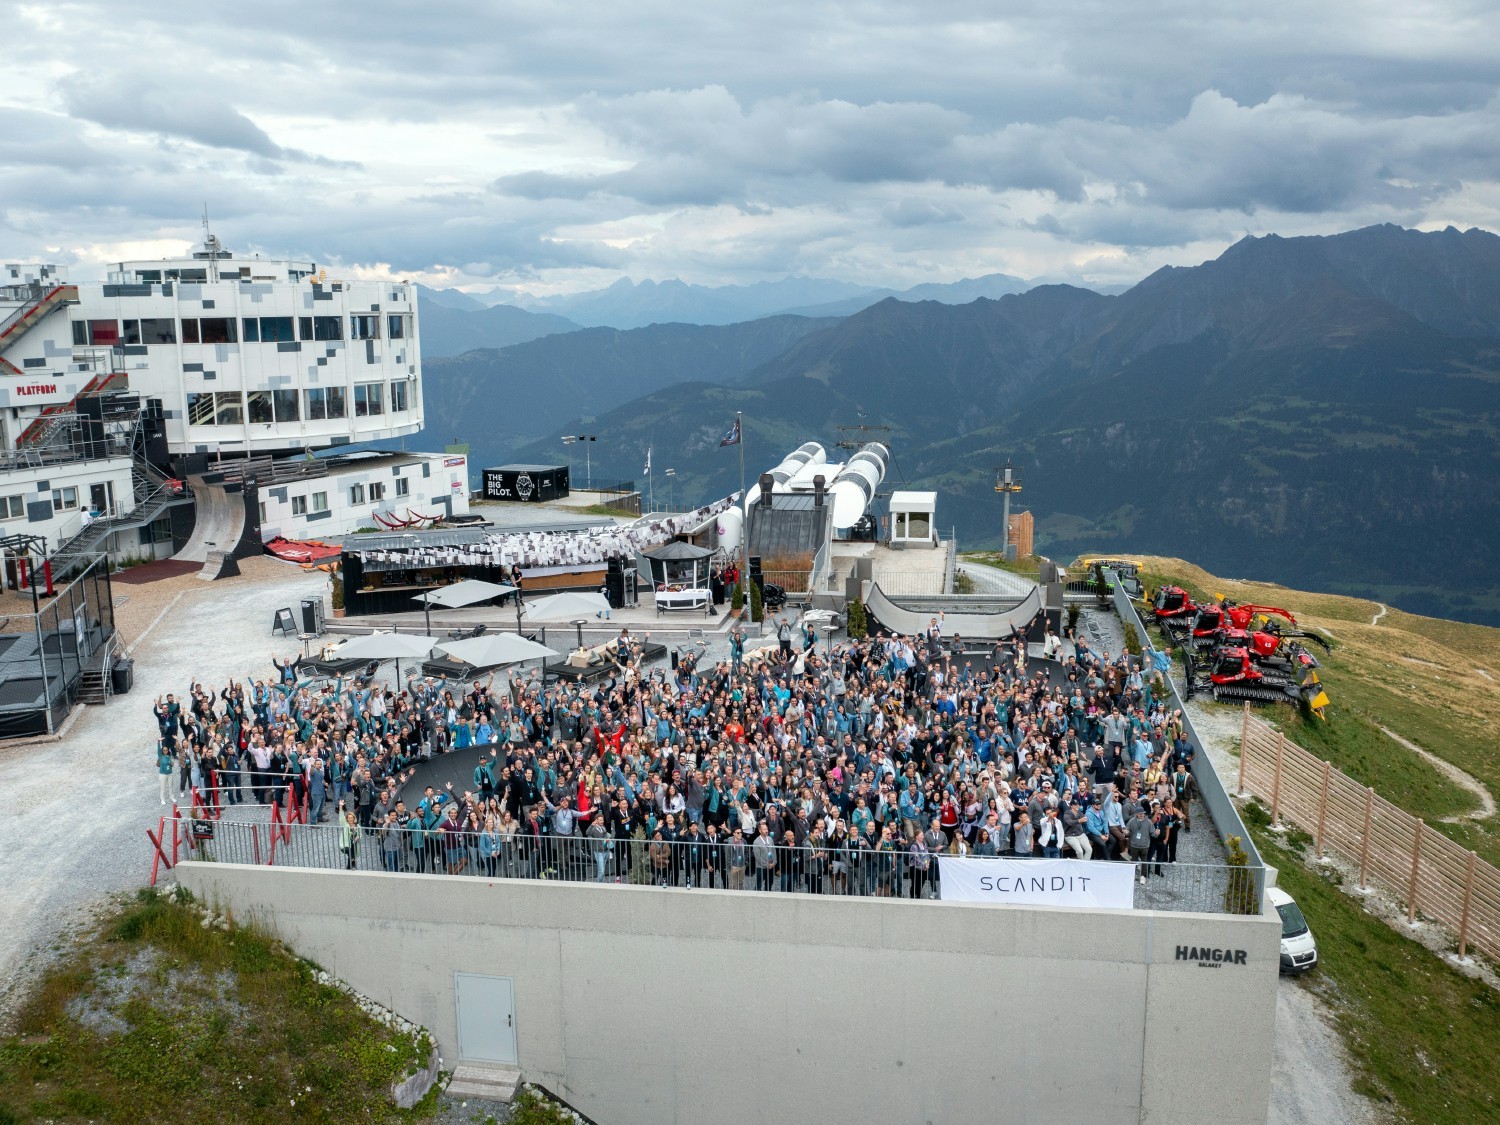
870, 570, 949, 597
1105, 569, 1267, 873
172, 815, 1260, 914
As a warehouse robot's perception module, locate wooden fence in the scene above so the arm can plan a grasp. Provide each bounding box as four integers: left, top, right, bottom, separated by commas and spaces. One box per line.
1238, 706, 1497, 961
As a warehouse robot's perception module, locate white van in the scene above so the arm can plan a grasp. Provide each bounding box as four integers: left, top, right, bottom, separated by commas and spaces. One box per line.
1269, 886, 1318, 974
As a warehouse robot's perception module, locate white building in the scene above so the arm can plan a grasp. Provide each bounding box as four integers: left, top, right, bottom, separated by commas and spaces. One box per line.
0, 236, 455, 570
258, 450, 470, 543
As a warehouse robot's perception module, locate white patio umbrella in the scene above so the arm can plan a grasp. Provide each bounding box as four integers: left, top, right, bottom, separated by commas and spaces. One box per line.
522, 591, 611, 622
335, 631, 436, 681
436, 633, 559, 670
411, 579, 517, 634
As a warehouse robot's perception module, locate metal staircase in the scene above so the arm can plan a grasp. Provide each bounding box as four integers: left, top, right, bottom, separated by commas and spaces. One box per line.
0, 284, 79, 374
48, 421, 191, 576
15, 370, 128, 448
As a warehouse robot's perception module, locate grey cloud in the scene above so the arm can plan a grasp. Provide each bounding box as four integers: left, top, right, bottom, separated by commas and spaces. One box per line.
3, 1, 1499, 289
0, 109, 109, 172
63, 74, 353, 167
886, 198, 965, 227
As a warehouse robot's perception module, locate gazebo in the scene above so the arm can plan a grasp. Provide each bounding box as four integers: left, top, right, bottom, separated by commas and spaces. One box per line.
643, 540, 716, 614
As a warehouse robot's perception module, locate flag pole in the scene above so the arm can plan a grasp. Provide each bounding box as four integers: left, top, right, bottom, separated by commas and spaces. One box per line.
738, 411, 750, 629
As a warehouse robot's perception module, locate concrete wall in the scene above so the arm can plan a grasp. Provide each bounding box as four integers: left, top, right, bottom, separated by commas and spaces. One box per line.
179, 863, 1279, 1125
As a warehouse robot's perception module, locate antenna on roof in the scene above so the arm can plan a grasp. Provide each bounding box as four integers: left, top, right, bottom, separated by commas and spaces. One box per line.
201, 203, 223, 283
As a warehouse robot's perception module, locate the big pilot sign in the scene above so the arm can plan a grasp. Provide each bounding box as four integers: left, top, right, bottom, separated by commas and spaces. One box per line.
937, 857, 1135, 910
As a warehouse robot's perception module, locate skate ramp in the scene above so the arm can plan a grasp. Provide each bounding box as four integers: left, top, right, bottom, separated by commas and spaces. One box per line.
173, 475, 255, 579
863, 580, 1043, 639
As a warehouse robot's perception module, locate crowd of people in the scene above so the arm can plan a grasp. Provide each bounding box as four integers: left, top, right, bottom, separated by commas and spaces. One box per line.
153, 610, 1201, 893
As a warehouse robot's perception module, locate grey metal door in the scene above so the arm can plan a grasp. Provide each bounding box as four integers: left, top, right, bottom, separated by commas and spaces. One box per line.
454, 973, 517, 1064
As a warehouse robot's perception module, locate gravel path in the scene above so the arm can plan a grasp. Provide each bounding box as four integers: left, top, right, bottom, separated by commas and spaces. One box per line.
0, 558, 325, 1028
1271, 979, 1381, 1125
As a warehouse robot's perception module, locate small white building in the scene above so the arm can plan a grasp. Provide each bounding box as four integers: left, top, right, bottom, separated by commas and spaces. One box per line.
257, 450, 470, 542
888, 490, 937, 548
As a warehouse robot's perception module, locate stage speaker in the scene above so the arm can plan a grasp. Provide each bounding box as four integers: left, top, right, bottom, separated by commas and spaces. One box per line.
748, 555, 763, 590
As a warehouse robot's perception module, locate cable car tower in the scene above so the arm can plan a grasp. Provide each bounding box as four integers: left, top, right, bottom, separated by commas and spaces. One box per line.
993, 460, 1023, 559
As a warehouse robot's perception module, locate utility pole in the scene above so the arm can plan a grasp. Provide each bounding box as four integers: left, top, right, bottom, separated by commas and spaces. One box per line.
993, 460, 1023, 560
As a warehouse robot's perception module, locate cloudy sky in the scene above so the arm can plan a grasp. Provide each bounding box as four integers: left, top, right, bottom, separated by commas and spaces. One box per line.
4, 0, 1499, 294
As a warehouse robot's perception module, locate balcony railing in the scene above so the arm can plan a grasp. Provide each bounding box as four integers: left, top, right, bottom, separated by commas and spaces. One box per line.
169, 813, 1262, 916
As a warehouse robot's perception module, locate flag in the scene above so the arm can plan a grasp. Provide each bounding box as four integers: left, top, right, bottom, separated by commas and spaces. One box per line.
643, 446, 651, 474
719, 417, 741, 447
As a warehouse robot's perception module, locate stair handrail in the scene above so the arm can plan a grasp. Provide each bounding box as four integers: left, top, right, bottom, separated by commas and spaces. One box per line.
0, 284, 77, 345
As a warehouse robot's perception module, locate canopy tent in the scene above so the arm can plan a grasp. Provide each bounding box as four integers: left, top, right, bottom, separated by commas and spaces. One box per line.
334, 631, 436, 681
642, 539, 715, 590
435, 633, 559, 671
411, 578, 518, 634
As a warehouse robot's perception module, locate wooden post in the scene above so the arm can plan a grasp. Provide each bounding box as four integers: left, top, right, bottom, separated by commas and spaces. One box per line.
1238, 701, 1251, 795
1315, 760, 1332, 858
1407, 820, 1424, 925
1358, 787, 1374, 890
1270, 732, 1286, 827
1457, 851, 1478, 959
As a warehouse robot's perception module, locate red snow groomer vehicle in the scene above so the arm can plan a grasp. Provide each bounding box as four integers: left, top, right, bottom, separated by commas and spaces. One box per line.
1184, 644, 1323, 705
1187, 598, 1333, 654
1152, 586, 1200, 636
1184, 632, 1331, 713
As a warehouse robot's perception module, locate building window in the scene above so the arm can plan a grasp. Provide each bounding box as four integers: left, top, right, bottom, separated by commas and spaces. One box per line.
389, 380, 408, 413
180, 317, 237, 344
51, 486, 79, 510
242, 316, 295, 343
247, 391, 274, 424
187, 393, 216, 426
87, 320, 119, 346
201, 317, 236, 344
298, 316, 343, 341
121, 318, 176, 345
291, 495, 309, 516
387, 314, 407, 339
215, 391, 243, 426
311, 491, 329, 513
353, 383, 384, 417
350, 314, 380, 340
369, 482, 385, 501
395, 477, 410, 497
305, 386, 346, 420
273, 389, 299, 422
72, 321, 88, 346
349, 483, 365, 505
0, 495, 23, 520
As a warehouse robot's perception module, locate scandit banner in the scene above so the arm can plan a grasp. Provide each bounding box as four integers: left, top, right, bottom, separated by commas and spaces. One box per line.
937, 857, 1135, 910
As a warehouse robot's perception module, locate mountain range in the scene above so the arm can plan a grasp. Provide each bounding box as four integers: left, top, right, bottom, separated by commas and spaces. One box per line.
417, 314, 838, 460
422, 272, 1034, 331
460, 223, 1500, 625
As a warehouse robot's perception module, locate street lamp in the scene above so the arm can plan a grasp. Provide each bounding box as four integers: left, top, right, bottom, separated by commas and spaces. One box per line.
562, 434, 597, 491
665, 468, 676, 512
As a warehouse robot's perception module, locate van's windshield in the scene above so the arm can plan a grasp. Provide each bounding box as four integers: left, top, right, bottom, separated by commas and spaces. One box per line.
1276, 900, 1309, 938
